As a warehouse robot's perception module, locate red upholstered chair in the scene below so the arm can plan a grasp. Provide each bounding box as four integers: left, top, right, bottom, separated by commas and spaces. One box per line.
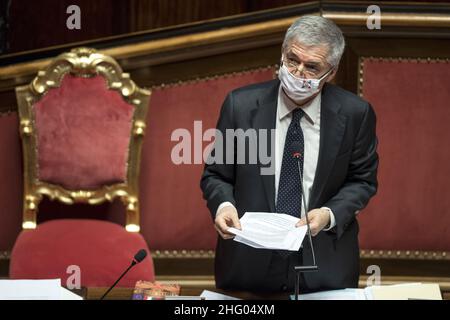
10, 48, 154, 287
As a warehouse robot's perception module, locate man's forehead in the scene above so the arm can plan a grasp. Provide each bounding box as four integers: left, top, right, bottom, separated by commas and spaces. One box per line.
285, 41, 328, 63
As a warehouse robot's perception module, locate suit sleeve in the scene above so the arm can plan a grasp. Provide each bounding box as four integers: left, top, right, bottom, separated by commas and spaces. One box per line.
323, 103, 379, 239
200, 92, 237, 221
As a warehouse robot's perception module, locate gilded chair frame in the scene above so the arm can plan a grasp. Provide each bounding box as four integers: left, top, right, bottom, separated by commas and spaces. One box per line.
15, 47, 150, 232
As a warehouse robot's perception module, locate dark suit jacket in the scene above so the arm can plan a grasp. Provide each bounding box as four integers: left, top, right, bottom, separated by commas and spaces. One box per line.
200, 79, 378, 292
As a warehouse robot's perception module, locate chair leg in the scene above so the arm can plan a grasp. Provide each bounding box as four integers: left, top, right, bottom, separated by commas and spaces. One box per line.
23, 195, 39, 229
124, 197, 140, 232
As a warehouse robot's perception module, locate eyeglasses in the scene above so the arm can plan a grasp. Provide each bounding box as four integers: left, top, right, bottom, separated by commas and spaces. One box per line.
282, 58, 332, 79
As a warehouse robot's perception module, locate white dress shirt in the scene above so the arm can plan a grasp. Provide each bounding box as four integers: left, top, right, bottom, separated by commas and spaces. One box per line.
217, 87, 336, 231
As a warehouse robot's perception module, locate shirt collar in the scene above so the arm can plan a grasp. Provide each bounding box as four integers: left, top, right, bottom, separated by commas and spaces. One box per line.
278, 87, 321, 125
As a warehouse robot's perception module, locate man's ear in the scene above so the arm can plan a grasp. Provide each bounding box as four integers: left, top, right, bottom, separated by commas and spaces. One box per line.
326, 67, 338, 83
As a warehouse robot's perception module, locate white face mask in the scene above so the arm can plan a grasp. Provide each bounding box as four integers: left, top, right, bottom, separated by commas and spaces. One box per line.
278, 63, 333, 102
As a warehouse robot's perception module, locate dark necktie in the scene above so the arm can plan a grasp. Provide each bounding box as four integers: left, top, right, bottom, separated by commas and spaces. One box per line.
276, 108, 305, 218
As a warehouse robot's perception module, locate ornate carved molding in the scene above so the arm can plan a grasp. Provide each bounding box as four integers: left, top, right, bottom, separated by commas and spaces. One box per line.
27, 47, 149, 98
33, 182, 130, 205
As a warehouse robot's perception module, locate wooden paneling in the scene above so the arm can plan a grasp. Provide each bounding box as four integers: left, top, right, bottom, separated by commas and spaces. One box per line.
2, 0, 310, 55
5, 0, 130, 54
0, 0, 9, 54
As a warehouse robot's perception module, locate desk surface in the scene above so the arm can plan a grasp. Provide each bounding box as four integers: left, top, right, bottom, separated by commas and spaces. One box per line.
86, 287, 450, 300
86, 287, 289, 300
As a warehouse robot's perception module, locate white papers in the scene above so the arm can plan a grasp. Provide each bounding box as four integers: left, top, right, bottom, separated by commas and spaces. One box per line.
291, 288, 368, 300
60, 287, 83, 300
366, 283, 442, 300
290, 283, 442, 300
228, 212, 308, 251
0, 279, 62, 300
0, 279, 83, 300
200, 290, 240, 300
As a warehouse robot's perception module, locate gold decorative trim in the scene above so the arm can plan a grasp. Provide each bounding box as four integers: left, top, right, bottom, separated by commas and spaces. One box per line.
153, 276, 216, 292
31, 183, 131, 205
28, 47, 148, 97
152, 250, 215, 259
154, 276, 215, 288
15, 47, 150, 232
323, 11, 450, 27
358, 56, 450, 97
361, 249, 449, 260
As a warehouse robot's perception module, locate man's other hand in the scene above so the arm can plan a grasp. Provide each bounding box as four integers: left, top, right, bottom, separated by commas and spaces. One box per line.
215, 206, 241, 240
295, 208, 330, 236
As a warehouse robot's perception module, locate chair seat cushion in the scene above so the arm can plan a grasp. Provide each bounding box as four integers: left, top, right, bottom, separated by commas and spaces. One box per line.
10, 219, 155, 288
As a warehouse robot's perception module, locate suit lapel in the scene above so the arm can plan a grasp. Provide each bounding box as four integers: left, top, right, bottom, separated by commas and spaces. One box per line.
250, 81, 347, 212
309, 83, 347, 209
252, 80, 279, 213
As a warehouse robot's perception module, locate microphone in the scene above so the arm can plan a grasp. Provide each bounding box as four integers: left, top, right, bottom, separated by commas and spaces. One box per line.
100, 249, 148, 300
290, 141, 318, 300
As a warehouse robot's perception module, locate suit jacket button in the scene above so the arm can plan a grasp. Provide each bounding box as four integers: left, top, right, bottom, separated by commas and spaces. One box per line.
281, 285, 288, 291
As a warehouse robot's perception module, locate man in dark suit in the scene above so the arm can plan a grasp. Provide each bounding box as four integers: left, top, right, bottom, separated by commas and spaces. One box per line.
200, 15, 378, 293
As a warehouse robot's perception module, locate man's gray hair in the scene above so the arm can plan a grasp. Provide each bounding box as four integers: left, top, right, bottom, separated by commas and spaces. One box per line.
282, 15, 345, 67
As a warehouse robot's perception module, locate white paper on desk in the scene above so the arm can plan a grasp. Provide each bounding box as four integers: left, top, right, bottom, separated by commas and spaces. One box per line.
60, 287, 83, 300
365, 283, 442, 300
291, 288, 368, 300
228, 212, 308, 251
0, 279, 61, 300
200, 290, 240, 300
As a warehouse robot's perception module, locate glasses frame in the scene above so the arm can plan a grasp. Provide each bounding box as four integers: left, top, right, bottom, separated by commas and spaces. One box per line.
281, 57, 334, 80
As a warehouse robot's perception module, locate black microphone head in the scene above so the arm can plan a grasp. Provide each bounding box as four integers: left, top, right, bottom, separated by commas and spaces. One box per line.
290, 141, 302, 159
134, 249, 147, 263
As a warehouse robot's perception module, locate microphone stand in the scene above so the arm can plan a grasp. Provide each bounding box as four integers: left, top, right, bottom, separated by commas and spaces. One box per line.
100, 260, 137, 300
293, 155, 318, 301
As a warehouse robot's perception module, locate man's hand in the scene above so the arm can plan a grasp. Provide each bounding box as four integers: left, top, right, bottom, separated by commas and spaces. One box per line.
295, 208, 330, 236
215, 206, 241, 240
